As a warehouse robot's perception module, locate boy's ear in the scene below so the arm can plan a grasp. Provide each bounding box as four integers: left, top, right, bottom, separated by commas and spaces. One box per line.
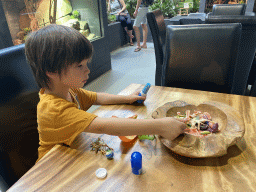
46, 71, 57, 79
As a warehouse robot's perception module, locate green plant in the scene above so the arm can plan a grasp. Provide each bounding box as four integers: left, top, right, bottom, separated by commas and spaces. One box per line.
190, 0, 200, 13
125, 0, 137, 18
149, 0, 177, 18
71, 10, 81, 20
126, 0, 177, 18
107, 13, 116, 24
23, 27, 31, 33
22, 28, 32, 40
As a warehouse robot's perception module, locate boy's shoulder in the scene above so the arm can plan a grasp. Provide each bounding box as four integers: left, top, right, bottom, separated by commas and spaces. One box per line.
38, 89, 76, 112
70, 88, 97, 98
70, 88, 94, 94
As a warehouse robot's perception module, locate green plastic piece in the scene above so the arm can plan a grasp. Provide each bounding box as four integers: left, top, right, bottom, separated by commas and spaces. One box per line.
200, 131, 211, 135
138, 135, 156, 140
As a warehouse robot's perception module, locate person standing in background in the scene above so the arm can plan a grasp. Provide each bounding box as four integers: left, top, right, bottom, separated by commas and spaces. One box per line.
107, 0, 134, 46
133, 0, 148, 52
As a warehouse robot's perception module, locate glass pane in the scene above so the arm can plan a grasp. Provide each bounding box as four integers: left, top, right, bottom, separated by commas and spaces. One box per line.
1, 0, 103, 46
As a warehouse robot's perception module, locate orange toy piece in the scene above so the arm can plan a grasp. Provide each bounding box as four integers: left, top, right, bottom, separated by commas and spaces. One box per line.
112, 114, 138, 142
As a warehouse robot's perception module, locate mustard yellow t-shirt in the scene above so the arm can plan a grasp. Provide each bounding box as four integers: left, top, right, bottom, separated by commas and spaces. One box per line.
36, 88, 97, 163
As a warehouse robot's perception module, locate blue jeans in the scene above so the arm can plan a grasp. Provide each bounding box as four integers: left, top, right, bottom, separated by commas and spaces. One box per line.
117, 13, 133, 30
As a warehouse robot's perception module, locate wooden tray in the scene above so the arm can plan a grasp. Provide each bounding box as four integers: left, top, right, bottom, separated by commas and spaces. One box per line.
152, 100, 245, 158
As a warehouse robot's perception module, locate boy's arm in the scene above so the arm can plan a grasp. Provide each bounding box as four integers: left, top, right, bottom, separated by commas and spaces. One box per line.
93, 92, 145, 105
86, 117, 186, 141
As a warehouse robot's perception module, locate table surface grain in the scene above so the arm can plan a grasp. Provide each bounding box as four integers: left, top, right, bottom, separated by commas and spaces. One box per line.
8, 84, 256, 192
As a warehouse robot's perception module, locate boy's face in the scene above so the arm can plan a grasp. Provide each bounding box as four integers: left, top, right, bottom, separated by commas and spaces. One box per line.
59, 59, 90, 88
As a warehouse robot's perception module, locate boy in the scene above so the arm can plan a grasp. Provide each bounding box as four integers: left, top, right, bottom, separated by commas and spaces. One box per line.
25, 24, 186, 163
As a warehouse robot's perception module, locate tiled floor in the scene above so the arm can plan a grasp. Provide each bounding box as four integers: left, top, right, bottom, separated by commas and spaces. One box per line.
84, 42, 156, 112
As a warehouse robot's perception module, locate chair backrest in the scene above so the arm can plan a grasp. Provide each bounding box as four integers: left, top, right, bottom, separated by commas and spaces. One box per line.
206, 15, 256, 95
0, 44, 39, 104
250, 78, 256, 96
212, 4, 246, 15
0, 44, 40, 188
147, 10, 166, 86
247, 53, 256, 86
179, 18, 203, 25
188, 13, 206, 18
248, 54, 256, 96
162, 23, 242, 94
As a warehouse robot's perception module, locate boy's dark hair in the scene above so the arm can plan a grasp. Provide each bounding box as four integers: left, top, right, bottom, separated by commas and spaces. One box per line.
25, 24, 93, 90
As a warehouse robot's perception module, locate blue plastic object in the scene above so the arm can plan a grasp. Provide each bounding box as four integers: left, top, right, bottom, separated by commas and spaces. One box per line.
137, 83, 151, 103
130, 152, 142, 175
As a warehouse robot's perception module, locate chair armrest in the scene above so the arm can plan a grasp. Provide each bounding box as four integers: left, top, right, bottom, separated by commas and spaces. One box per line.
245, 12, 256, 16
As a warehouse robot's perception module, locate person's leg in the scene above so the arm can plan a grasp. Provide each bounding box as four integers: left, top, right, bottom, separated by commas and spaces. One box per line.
133, 26, 141, 49
127, 29, 134, 44
133, 8, 145, 51
139, 8, 149, 48
119, 15, 133, 45
141, 24, 148, 48
125, 14, 134, 45
123, 27, 134, 45
119, 15, 126, 28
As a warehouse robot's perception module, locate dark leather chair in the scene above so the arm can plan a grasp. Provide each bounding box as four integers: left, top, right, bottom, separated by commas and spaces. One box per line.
161, 23, 242, 94
210, 4, 246, 16
147, 10, 166, 86
179, 18, 203, 25
206, 14, 256, 95
247, 54, 256, 86
250, 78, 256, 96
169, 15, 205, 25
249, 55, 256, 96
0, 44, 40, 188
188, 13, 207, 18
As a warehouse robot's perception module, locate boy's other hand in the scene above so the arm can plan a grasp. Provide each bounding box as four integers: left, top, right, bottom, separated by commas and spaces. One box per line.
160, 117, 187, 141
128, 91, 146, 104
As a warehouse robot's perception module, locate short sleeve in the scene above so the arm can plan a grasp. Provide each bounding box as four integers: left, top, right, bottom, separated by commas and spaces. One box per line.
71, 88, 97, 111
38, 101, 97, 146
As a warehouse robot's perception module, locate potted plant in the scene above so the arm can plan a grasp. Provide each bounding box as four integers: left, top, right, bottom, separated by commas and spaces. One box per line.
126, 0, 137, 19
107, 13, 117, 24
149, 0, 177, 18
71, 10, 81, 20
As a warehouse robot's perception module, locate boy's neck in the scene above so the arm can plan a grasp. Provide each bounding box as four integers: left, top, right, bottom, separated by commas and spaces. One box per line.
44, 87, 70, 101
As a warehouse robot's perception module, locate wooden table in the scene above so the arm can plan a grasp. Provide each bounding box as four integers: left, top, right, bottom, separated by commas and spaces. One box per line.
8, 84, 256, 192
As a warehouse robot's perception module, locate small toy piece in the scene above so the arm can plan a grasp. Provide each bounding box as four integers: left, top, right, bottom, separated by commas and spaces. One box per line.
138, 135, 155, 140
96, 168, 107, 179
137, 83, 151, 103
106, 149, 114, 160
90, 138, 114, 157
131, 152, 142, 175
112, 114, 139, 142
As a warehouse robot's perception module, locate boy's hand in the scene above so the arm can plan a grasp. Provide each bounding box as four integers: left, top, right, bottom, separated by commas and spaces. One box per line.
160, 117, 187, 141
128, 91, 146, 104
